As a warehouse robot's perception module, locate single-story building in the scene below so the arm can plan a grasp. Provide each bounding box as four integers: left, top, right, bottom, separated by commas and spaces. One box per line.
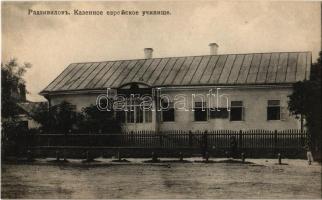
17, 101, 47, 129
40, 44, 311, 132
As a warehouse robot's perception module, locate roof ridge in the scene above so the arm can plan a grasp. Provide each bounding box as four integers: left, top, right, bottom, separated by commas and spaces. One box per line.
69, 51, 312, 65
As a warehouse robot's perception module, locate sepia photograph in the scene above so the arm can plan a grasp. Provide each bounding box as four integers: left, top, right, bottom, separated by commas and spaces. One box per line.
1, 0, 321, 199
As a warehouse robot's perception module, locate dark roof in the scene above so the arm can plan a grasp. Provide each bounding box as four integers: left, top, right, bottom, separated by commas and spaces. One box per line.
41, 52, 311, 94
17, 102, 48, 115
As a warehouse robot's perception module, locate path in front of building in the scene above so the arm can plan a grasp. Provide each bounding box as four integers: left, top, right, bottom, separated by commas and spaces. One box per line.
1, 158, 321, 199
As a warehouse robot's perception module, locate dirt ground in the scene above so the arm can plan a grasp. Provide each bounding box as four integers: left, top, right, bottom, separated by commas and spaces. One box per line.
1, 158, 321, 199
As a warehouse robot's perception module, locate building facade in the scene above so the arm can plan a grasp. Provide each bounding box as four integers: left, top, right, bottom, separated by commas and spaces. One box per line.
40, 46, 311, 132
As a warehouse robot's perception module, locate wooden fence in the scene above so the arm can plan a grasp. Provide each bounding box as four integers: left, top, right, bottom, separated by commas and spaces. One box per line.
29, 129, 307, 156
30, 129, 306, 148
4, 129, 307, 158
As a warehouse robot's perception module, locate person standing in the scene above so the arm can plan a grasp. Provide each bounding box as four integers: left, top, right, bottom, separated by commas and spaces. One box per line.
306, 145, 314, 165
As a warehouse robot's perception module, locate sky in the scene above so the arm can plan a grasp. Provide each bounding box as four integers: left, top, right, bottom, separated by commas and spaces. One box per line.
2, 1, 321, 102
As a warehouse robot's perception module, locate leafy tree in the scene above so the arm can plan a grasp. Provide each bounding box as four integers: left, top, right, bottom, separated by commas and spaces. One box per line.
54, 101, 79, 132
32, 101, 79, 133
33, 101, 121, 134
79, 104, 122, 134
288, 51, 322, 156
1, 59, 31, 158
1, 59, 31, 120
31, 103, 52, 131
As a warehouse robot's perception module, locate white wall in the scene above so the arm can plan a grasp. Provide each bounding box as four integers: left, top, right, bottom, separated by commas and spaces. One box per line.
158, 87, 300, 131
50, 93, 98, 112
49, 93, 157, 131
48, 86, 301, 132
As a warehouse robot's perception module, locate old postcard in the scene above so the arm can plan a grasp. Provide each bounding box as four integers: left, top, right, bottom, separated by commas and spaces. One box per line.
1, 1, 321, 199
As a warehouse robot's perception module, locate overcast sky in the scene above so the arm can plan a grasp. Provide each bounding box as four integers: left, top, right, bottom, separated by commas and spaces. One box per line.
2, 1, 321, 101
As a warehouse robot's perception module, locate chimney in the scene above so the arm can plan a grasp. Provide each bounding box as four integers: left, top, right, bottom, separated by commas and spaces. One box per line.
209, 43, 219, 55
144, 48, 153, 59
18, 84, 26, 102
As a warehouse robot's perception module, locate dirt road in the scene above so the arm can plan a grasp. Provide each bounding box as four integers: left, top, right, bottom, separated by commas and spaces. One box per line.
1, 158, 321, 199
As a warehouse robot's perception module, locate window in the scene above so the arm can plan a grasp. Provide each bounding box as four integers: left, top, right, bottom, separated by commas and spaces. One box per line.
230, 101, 243, 121
267, 100, 280, 120
144, 110, 152, 123
142, 101, 152, 123
209, 107, 229, 119
162, 101, 175, 122
126, 105, 135, 123
194, 102, 208, 121
124, 99, 152, 124
136, 106, 143, 123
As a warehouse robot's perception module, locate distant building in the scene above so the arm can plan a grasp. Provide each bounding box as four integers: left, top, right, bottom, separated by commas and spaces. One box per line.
40, 44, 311, 132
2, 78, 45, 130
17, 101, 47, 129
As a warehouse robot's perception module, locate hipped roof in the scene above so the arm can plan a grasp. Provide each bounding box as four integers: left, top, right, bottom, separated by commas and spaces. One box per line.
41, 52, 312, 95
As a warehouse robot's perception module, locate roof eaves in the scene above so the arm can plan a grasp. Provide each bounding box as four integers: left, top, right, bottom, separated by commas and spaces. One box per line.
40, 82, 294, 96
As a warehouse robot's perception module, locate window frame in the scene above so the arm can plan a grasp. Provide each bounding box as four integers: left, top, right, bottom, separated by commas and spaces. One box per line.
194, 102, 208, 122
161, 101, 175, 122
267, 100, 281, 121
144, 109, 152, 123
122, 99, 153, 124
209, 107, 229, 119
229, 101, 244, 121
126, 105, 135, 123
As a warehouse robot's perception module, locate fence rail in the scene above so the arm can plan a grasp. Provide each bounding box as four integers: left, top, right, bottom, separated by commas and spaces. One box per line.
29, 129, 306, 150
3, 129, 308, 158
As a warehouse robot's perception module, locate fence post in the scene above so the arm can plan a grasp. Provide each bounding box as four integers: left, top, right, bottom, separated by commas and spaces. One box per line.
14, 131, 19, 158
27, 130, 33, 161
117, 150, 121, 161
300, 132, 304, 147
238, 130, 243, 151
203, 131, 208, 157
152, 152, 158, 162
56, 150, 60, 161
131, 131, 134, 144
189, 130, 193, 147
25, 130, 29, 158
274, 130, 278, 154
63, 130, 69, 161
179, 152, 183, 161
25, 131, 29, 158
278, 153, 282, 164
204, 151, 209, 162
159, 132, 163, 147
241, 152, 245, 163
